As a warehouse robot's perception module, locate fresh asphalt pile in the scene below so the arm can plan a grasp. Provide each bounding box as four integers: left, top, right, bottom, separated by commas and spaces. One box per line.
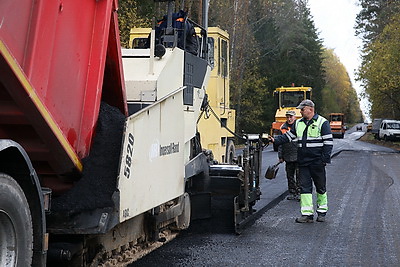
52, 102, 125, 214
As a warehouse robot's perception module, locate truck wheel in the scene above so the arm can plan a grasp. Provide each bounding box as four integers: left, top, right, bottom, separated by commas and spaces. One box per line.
226, 140, 236, 164
0, 173, 33, 267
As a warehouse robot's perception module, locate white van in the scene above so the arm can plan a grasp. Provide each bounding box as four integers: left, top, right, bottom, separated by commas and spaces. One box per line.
378, 119, 400, 141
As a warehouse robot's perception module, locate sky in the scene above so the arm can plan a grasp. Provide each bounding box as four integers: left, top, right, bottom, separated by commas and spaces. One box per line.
307, 0, 369, 120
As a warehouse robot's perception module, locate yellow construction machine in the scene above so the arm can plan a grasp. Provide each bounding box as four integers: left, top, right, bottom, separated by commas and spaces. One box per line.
128, 22, 262, 236
196, 27, 236, 164
271, 86, 312, 151
129, 26, 236, 164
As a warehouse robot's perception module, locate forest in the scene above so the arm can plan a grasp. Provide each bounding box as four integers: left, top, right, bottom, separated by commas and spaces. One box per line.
117, 0, 367, 134
356, 0, 400, 121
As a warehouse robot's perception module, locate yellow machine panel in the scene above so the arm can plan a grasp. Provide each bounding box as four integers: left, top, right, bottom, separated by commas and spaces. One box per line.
197, 27, 236, 164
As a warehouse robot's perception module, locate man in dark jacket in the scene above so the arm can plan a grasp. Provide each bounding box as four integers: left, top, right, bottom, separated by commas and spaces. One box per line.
270, 100, 333, 223
278, 110, 300, 201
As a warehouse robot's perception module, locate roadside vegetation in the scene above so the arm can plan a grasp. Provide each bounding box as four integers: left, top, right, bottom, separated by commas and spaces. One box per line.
359, 132, 400, 152
356, 1, 400, 120
117, 0, 364, 134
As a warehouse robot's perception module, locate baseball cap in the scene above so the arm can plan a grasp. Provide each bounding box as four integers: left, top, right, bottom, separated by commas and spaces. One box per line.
297, 99, 315, 109
285, 110, 296, 116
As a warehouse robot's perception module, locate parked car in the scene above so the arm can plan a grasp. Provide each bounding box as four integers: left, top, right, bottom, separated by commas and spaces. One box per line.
378, 120, 400, 141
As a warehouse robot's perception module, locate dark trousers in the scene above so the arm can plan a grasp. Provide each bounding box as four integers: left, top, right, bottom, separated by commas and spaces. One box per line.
285, 161, 299, 195
298, 164, 326, 194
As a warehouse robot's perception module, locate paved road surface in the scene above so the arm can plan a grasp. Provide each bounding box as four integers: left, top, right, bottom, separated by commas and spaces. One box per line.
130, 125, 400, 266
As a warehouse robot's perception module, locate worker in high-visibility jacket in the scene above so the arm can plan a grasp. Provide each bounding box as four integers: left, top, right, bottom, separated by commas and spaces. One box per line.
270, 99, 333, 223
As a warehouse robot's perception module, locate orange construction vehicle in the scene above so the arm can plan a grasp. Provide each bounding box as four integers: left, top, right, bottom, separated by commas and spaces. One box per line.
329, 113, 346, 138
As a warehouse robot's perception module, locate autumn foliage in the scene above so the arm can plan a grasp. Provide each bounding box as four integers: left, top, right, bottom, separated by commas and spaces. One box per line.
118, 0, 363, 133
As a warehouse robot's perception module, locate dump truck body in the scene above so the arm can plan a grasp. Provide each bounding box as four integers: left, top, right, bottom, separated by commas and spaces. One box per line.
1, 0, 127, 264
0, 0, 126, 191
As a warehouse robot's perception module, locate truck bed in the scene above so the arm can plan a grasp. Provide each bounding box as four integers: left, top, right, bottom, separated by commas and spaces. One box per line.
0, 0, 127, 194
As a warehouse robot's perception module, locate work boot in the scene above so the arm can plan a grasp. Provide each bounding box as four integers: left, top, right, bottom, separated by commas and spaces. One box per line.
316, 213, 326, 222
295, 215, 313, 223
295, 194, 300, 202
287, 194, 296, 200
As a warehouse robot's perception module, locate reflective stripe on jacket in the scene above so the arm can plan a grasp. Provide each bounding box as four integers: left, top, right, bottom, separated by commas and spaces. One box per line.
275, 114, 333, 166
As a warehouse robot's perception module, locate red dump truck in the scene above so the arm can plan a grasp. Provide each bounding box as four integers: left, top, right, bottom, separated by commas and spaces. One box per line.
0, 1, 128, 265
0, 0, 264, 265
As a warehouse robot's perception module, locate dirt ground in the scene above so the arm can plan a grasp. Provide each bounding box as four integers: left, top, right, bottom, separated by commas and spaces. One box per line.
359, 132, 400, 152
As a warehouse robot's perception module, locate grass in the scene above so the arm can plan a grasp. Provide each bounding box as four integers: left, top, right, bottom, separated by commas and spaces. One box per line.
359, 132, 400, 151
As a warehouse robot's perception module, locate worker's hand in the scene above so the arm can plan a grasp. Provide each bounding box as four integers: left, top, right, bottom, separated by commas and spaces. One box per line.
269, 136, 275, 143
279, 158, 284, 163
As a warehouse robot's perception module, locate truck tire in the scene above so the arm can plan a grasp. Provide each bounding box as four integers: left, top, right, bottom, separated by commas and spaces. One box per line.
226, 140, 236, 164
0, 173, 33, 267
